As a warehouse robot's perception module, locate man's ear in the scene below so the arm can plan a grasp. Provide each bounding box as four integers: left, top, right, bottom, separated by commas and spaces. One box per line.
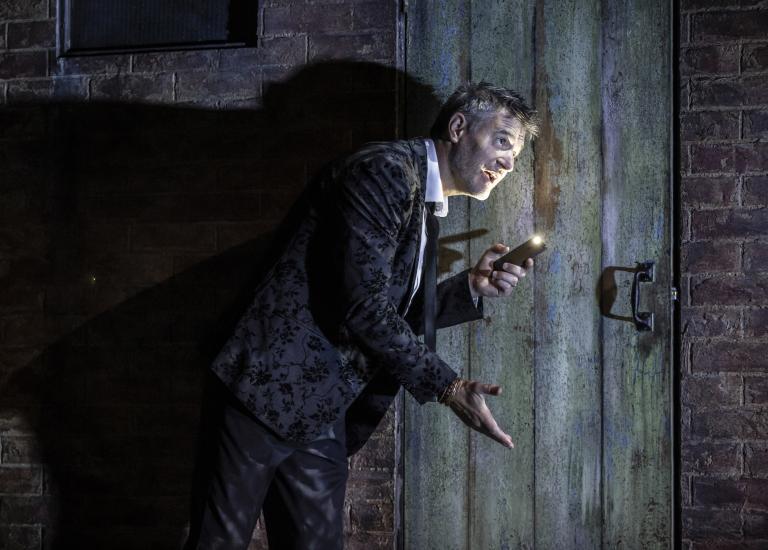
448, 112, 467, 143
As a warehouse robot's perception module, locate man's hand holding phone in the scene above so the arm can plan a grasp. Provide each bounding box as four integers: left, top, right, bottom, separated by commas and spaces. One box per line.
468, 237, 545, 299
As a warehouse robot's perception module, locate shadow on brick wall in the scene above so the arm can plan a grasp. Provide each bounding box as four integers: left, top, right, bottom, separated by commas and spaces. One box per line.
0, 61, 440, 548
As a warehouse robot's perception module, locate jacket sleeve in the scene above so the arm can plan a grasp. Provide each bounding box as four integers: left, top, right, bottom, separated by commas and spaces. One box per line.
404, 268, 484, 335
330, 153, 457, 404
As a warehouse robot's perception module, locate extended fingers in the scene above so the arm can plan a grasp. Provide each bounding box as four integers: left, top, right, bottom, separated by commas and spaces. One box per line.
466, 381, 503, 396
482, 409, 515, 448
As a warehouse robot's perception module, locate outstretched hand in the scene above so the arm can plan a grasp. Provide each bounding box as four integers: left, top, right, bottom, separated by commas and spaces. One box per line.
447, 379, 514, 449
468, 243, 533, 299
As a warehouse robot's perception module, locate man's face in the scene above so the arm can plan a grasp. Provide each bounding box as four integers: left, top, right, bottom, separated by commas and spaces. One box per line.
447, 110, 525, 200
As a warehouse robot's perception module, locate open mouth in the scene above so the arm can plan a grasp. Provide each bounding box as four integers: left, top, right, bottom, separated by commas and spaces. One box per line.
483, 170, 498, 184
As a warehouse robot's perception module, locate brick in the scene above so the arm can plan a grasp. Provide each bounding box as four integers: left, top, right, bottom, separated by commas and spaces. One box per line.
682, 176, 737, 206
0, 495, 51, 523
746, 443, 768, 476
346, 473, 393, 502
344, 532, 394, 550
745, 242, 768, 272
682, 0, 765, 7
692, 76, 768, 109
746, 377, 768, 404
0, 466, 41, 494
682, 374, 741, 403
683, 241, 740, 273
0, 526, 41, 550
215, 222, 275, 251
691, 542, 768, 550
746, 307, 768, 337
6, 20, 55, 49
80, 224, 130, 254
745, 511, 768, 537
260, 189, 303, 219
682, 111, 739, 141
682, 472, 692, 507
348, 499, 393, 532
689, 144, 733, 174
349, 435, 393, 470
6, 77, 88, 103
51, 54, 131, 76
681, 45, 739, 76
744, 44, 768, 74
692, 341, 768, 372
217, 161, 294, 191
175, 71, 260, 102
44, 285, 130, 316
219, 37, 306, 69
746, 111, 768, 140
692, 10, 768, 42
691, 275, 768, 306
0, 51, 47, 79
131, 50, 218, 73
263, 4, 352, 34
680, 13, 690, 44
682, 507, 741, 539
745, 176, 768, 206
736, 143, 768, 173
0, 224, 49, 258
0, 436, 41, 464
131, 223, 216, 252
82, 165, 218, 196
692, 408, 768, 438
86, 254, 174, 286
694, 478, 768, 511
87, 193, 262, 222
91, 74, 173, 102
0, 285, 43, 312
681, 79, 691, 112
682, 442, 740, 475
309, 33, 394, 61
691, 209, 768, 239
682, 308, 741, 337
693, 478, 745, 509
0, 107, 45, 139
0, 0, 46, 19
351, 2, 396, 30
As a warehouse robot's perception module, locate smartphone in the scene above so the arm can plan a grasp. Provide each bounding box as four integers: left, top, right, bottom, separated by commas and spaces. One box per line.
492, 236, 547, 271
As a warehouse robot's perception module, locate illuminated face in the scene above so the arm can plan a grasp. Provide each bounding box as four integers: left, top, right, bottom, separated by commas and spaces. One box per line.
446, 110, 525, 200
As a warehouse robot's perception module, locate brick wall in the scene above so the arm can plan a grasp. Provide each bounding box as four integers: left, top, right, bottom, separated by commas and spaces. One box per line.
0, 1, 402, 548
680, 0, 768, 547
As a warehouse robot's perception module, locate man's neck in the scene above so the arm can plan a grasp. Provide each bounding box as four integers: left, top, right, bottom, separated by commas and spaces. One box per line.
432, 138, 460, 197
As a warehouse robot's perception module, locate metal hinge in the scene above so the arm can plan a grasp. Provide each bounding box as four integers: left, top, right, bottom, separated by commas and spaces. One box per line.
399, 0, 408, 13
670, 286, 679, 302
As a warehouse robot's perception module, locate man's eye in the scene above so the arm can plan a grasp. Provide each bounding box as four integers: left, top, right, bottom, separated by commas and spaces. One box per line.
497, 137, 509, 147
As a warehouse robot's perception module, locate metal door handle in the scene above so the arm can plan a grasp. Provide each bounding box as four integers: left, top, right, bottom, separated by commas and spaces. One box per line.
631, 261, 654, 332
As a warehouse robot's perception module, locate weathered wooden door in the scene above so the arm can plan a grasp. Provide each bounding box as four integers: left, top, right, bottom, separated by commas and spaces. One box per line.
398, 1, 674, 548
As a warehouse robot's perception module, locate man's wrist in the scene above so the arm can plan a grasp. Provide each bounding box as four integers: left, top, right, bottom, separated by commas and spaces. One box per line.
468, 271, 479, 300
439, 377, 464, 406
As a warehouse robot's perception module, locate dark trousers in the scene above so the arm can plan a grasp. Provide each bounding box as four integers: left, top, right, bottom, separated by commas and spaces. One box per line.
184, 377, 348, 550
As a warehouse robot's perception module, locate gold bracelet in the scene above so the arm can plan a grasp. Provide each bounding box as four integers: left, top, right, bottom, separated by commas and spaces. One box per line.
439, 378, 463, 406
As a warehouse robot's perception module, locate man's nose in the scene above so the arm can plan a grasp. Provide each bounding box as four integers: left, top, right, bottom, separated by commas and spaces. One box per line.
498, 155, 514, 172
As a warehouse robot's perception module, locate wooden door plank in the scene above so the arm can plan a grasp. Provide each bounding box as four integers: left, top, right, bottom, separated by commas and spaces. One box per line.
467, 1, 537, 548
403, 2, 472, 548
600, 1, 673, 547
532, 0, 605, 547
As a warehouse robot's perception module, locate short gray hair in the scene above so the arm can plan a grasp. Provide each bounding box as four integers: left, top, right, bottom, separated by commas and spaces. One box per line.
430, 82, 539, 140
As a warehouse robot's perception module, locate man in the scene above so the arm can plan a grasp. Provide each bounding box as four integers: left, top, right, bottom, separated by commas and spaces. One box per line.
185, 82, 538, 549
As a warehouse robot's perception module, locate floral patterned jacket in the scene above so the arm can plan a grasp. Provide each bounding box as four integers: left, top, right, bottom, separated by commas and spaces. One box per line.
210, 139, 484, 451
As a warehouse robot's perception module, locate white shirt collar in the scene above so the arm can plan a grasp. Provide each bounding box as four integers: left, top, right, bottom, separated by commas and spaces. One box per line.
424, 139, 448, 217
